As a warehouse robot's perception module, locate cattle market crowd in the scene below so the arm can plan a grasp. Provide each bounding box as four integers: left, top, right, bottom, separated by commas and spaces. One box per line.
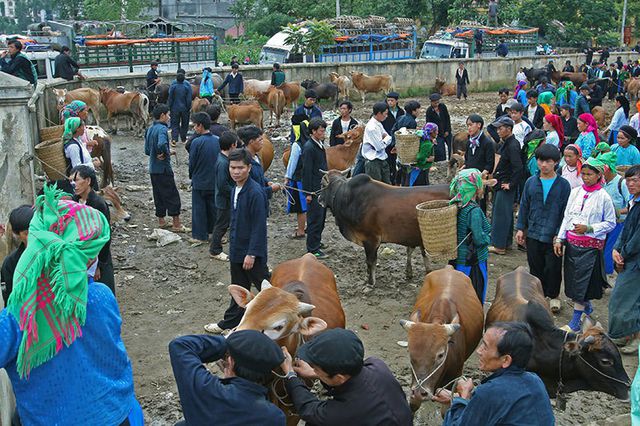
1, 47, 640, 426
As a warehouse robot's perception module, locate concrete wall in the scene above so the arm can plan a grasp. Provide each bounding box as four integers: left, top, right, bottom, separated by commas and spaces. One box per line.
0, 72, 36, 226
36, 51, 640, 125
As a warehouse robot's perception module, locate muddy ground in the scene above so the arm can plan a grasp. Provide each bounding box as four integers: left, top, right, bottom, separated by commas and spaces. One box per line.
104, 91, 636, 425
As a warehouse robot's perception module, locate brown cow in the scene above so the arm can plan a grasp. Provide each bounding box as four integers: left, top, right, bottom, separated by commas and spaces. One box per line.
319, 170, 450, 286
99, 185, 131, 223
550, 71, 588, 86
99, 87, 149, 136
230, 253, 345, 425
227, 101, 264, 129
591, 106, 608, 130
279, 82, 301, 109
282, 126, 365, 171
400, 266, 483, 411
329, 72, 352, 99
625, 77, 640, 101
53, 88, 101, 126
435, 77, 456, 96
244, 79, 271, 99
349, 71, 394, 104
258, 133, 274, 172
266, 87, 286, 126
191, 97, 210, 113
85, 125, 115, 187
485, 266, 630, 400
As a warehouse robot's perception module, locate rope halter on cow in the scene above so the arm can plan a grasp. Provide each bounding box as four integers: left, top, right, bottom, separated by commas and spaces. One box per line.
409, 344, 450, 395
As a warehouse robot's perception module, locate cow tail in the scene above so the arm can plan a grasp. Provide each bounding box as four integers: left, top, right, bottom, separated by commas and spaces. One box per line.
102, 138, 114, 187
389, 75, 395, 92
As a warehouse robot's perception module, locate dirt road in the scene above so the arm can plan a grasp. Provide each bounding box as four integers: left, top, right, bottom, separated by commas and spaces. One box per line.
106, 91, 634, 425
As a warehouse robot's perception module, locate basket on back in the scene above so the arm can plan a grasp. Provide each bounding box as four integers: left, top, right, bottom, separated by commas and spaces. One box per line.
395, 132, 420, 165
35, 125, 67, 181
416, 200, 457, 261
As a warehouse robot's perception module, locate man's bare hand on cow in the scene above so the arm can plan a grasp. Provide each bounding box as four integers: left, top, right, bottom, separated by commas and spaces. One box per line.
242, 255, 255, 270
431, 388, 452, 404
269, 182, 281, 192
292, 358, 317, 379
156, 153, 166, 160
515, 230, 526, 246
170, 149, 177, 156
280, 347, 294, 374
456, 378, 474, 399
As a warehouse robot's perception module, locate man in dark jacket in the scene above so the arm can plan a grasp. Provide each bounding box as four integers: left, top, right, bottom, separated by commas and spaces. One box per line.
524, 90, 545, 129
559, 104, 579, 147
574, 84, 591, 118
425, 93, 452, 161
281, 329, 412, 426
206, 148, 269, 334
168, 69, 193, 145
54, 46, 84, 81
464, 114, 495, 212
238, 126, 281, 202
563, 60, 575, 73
329, 100, 358, 146
455, 62, 470, 100
1, 205, 33, 305
303, 118, 329, 259
516, 145, 571, 313
169, 330, 285, 426
586, 78, 604, 109
392, 101, 421, 185
436, 322, 554, 425
188, 113, 220, 243
205, 104, 229, 138
146, 61, 160, 91
0, 40, 36, 84
208, 131, 237, 262
496, 40, 508, 57
144, 104, 185, 231
290, 90, 323, 143
489, 116, 523, 255
381, 92, 404, 184
217, 63, 244, 104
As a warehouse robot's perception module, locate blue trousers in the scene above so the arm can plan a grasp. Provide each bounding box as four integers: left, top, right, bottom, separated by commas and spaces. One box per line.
170, 110, 190, 142
608, 130, 618, 146
455, 261, 488, 303
353, 151, 365, 176
604, 222, 624, 274
192, 189, 216, 241
491, 188, 516, 249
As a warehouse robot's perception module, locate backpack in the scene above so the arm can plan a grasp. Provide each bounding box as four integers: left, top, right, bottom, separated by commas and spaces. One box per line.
18, 53, 37, 85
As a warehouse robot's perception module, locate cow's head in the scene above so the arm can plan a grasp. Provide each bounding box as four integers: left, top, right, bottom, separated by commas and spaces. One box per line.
563, 320, 631, 400
336, 125, 364, 147
300, 79, 317, 90
434, 77, 446, 88
318, 169, 350, 208
349, 71, 362, 78
400, 311, 460, 410
231, 280, 327, 345
99, 185, 131, 223
53, 88, 67, 110
447, 152, 465, 180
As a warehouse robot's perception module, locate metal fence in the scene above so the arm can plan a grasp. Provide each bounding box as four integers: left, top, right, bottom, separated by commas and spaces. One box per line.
318, 33, 416, 63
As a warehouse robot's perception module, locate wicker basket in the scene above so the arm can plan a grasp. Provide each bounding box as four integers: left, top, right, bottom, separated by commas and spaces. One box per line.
416, 200, 458, 261
395, 132, 421, 165
35, 139, 67, 181
39, 125, 64, 142
616, 165, 631, 177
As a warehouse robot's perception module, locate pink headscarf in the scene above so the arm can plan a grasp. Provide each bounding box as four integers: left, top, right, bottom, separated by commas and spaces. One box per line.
577, 113, 600, 143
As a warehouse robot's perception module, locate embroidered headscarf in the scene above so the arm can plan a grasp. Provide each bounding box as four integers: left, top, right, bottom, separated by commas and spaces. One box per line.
565, 144, 583, 177
449, 168, 484, 207
62, 117, 82, 143
421, 123, 438, 142
7, 185, 110, 377
578, 113, 601, 143
60, 100, 87, 123
544, 114, 564, 144
592, 142, 611, 158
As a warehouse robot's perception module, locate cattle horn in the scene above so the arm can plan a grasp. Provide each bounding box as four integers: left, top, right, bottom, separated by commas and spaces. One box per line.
581, 315, 595, 332
582, 335, 596, 345
340, 168, 350, 176
443, 324, 461, 336
319, 169, 328, 175
400, 319, 415, 331
298, 302, 315, 315
260, 280, 272, 290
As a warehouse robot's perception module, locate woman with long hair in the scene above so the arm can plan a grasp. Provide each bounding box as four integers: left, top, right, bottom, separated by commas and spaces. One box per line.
554, 157, 617, 332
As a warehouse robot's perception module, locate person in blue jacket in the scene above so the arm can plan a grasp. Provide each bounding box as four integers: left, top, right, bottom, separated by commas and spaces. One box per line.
168, 69, 193, 145
199, 67, 214, 102
238, 125, 281, 201
217, 63, 244, 104
188, 112, 220, 243
290, 90, 322, 143
169, 330, 285, 426
436, 322, 555, 426
204, 148, 270, 334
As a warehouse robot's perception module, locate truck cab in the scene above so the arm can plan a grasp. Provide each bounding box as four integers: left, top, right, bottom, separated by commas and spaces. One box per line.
419, 39, 469, 59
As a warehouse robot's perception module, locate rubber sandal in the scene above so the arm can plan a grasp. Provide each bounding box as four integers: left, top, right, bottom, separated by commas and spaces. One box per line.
288, 232, 306, 240
171, 225, 191, 233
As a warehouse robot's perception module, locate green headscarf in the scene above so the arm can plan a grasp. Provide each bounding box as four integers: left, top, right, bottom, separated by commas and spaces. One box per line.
60, 100, 87, 122
450, 168, 483, 207
538, 91, 554, 106
585, 156, 606, 173
597, 151, 618, 173
62, 117, 82, 142
527, 136, 546, 160
592, 142, 611, 158
7, 184, 110, 378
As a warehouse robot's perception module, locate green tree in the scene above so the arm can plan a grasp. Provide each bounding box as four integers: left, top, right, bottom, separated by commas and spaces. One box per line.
303, 20, 338, 55
283, 23, 305, 55
82, 0, 150, 21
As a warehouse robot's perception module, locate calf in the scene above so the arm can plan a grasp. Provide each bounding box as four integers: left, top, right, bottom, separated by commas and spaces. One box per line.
300, 79, 339, 106
329, 72, 352, 99
400, 266, 483, 412
53, 87, 101, 126
435, 77, 456, 96
318, 170, 450, 286
85, 125, 115, 187
486, 267, 631, 400
626, 77, 640, 101
99, 185, 131, 224
99, 87, 148, 136
191, 97, 210, 113
282, 126, 365, 171
227, 101, 263, 129
550, 71, 587, 86
258, 133, 274, 172
350, 71, 394, 104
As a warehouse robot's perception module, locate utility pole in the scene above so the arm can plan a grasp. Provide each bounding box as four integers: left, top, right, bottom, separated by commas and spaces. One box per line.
336, 0, 340, 18
620, 0, 628, 46
158, 0, 163, 18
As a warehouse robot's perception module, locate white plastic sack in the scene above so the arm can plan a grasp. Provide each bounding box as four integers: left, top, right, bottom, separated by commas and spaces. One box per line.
147, 228, 181, 247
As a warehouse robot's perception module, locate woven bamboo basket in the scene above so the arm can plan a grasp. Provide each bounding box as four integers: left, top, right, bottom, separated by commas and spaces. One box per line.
39, 125, 64, 142
416, 200, 458, 261
395, 133, 421, 164
616, 165, 631, 177
35, 139, 67, 181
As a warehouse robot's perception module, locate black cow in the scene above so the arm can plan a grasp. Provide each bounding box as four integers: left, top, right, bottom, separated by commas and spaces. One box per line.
318, 170, 450, 286
301, 79, 339, 107
523, 67, 549, 87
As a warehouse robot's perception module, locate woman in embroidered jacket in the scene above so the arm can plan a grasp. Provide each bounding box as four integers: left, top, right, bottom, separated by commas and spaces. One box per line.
554, 157, 617, 332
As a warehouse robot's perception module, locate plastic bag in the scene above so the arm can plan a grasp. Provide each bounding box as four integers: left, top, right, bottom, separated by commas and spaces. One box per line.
632, 347, 640, 426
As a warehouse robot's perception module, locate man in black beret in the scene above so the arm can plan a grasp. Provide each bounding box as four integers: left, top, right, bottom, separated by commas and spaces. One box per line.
169, 330, 285, 426
280, 329, 412, 425
381, 91, 405, 184
425, 92, 452, 161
